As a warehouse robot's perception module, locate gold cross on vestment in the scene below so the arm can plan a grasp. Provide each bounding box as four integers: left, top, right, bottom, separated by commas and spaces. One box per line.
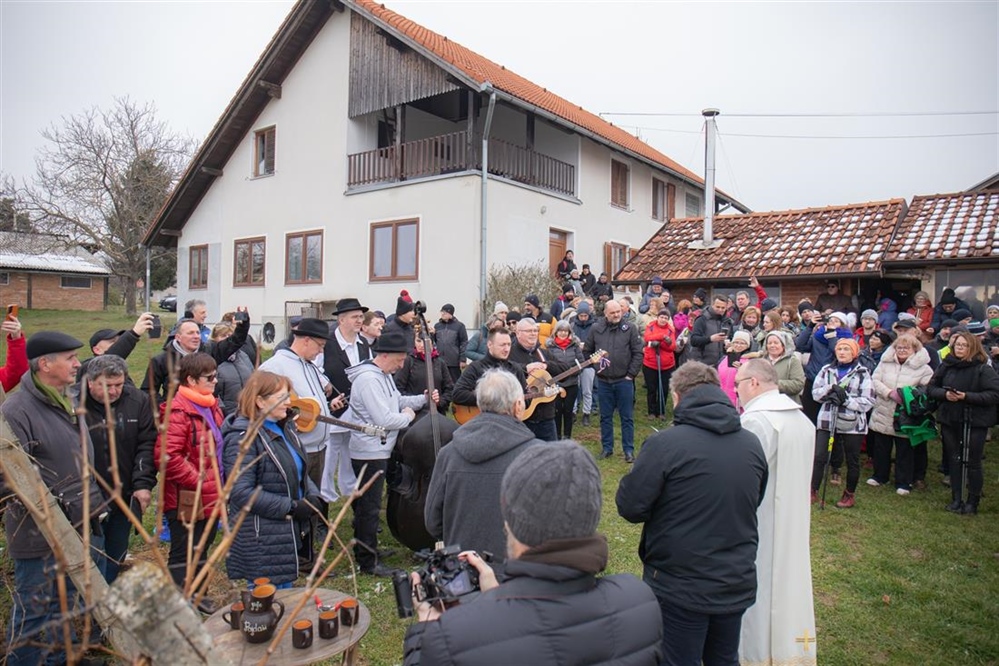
796, 629, 816, 653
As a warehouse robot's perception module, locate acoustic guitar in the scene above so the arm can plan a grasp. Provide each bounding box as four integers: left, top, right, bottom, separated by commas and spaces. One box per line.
289, 395, 387, 442
452, 349, 607, 425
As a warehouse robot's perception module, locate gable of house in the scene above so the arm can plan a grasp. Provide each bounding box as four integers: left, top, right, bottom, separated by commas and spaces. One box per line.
618, 199, 907, 283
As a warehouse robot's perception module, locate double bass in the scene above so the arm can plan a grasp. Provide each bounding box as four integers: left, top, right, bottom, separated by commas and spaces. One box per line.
386, 301, 458, 551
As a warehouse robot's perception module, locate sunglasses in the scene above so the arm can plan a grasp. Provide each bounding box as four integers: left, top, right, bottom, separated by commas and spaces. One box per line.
201, 373, 218, 382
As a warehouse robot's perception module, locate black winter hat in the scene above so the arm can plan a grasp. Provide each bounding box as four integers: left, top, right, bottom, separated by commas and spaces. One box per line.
440, 303, 455, 315
396, 296, 416, 317
798, 301, 814, 315
27, 331, 83, 360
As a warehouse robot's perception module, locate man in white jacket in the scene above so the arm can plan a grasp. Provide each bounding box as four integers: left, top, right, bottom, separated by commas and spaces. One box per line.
734, 359, 817, 666
345, 330, 434, 576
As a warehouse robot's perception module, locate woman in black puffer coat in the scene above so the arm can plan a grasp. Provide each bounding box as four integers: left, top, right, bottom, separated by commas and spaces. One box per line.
212, 321, 255, 416
926, 331, 999, 515
544, 320, 584, 438
222, 371, 321, 587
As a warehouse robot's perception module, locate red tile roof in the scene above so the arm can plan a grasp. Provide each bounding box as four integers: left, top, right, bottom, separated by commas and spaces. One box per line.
618, 199, 907, 282
348, 0, 738, 204
884, 191, 999, 264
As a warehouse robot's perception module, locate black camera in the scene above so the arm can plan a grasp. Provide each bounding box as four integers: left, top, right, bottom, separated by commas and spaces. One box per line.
413, 300, 427, 316
392, 542, 490, 618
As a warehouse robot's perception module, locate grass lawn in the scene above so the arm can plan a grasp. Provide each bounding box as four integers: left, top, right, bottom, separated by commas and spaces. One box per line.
2, 306, 998, 664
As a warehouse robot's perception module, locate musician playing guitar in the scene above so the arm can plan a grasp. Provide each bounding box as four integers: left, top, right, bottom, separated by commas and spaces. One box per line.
452, 328, 528, 411
507, 317, 572, 441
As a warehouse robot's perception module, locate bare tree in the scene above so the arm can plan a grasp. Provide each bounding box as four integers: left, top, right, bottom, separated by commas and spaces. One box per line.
19, 98, 191, 314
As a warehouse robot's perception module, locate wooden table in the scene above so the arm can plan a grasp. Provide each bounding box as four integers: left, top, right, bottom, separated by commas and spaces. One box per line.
204, 587, 370, 665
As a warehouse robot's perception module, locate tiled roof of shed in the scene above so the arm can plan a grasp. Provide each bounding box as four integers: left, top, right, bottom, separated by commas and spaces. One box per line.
618, 199, 907, 282
349, 0, 734, 200
883, 191, 999, 263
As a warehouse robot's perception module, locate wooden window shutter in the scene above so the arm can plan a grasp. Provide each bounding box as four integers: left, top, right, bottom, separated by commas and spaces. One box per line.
264, 128, 276, 174
666, 183, 676, 221
603, 242, 612, 276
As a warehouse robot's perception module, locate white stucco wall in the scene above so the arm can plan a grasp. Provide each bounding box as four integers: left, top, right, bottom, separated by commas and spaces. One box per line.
176, 8, 710, 329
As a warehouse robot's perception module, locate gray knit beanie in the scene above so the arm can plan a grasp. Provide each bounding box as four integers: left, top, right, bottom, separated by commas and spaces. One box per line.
500, 440, 602, 547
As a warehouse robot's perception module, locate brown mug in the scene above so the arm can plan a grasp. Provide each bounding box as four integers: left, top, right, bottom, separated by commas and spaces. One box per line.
222, 602, 244, 631
248, 584, 277, 614
253, 577, 271, 587
318, 610, 339, 639
339, 597, 359, 627
292, 619, 313, 649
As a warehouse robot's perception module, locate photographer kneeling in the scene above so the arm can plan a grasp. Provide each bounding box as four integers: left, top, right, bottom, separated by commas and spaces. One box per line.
402, 440, 663, 665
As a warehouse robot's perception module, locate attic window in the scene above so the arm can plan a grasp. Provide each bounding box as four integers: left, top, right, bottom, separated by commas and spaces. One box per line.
685, 192, 702, 217
254, 126, 276, 177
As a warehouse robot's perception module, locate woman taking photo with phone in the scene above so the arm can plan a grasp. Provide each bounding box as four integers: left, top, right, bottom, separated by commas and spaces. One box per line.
926, 331, 999, 514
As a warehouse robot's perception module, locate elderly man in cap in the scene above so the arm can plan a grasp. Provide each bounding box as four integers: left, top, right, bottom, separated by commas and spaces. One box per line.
404, 440, 663, 666
733, 359, 818, 666
77, 311, 156, 382
345, 330, 433, 576
2, 331, 107, 665
320, 298, 370, 501
83, 354, 157, 584
433, 303, 468, 382
260, 317, 345, 536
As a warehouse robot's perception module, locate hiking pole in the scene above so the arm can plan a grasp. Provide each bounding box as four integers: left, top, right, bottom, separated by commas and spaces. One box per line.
656, 343, 665, 418
960, 405, 972, 507
819, 405, 839, 510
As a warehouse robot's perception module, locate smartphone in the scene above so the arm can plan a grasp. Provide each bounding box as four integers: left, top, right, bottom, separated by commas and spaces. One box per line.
6, 304, 17, 320
944, 386, 959, 393
149, 314, 162, 339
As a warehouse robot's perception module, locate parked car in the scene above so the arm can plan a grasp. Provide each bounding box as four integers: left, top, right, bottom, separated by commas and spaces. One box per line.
159, 295, 177, 312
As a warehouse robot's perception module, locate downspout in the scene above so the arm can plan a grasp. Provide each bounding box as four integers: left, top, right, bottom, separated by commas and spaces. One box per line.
480, 85, 497, 322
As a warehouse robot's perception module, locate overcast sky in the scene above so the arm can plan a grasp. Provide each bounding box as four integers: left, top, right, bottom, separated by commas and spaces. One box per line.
2, 0, 997, 212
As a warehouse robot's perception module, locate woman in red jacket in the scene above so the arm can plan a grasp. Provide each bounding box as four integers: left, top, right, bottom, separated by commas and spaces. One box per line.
0, 315, 28, 394
643, 308, 677, 419
155, 352, 223, 611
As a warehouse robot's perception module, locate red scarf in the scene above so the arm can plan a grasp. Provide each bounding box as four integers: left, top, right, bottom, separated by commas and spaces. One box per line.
553, 335, 573, 350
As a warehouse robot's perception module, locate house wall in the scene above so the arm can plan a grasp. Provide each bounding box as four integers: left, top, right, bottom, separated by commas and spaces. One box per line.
0, 271, 105, 311
174, 8, 720, 330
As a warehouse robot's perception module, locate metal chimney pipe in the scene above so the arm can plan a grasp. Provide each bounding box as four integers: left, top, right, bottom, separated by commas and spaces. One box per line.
702, 108, 720, 246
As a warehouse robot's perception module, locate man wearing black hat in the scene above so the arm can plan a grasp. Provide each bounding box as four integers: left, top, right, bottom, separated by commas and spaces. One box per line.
78, 311, 157, 382
404, 440, 663, 665
259, 317, 343, 512
384, 293, 418, 348
523, 295, 556, 345
814, 280, 855, 317
550, 284, 576, 321
320, 298, 370, 501
345, 330, 433, 577
2, 331, 108, 664
433, 304, 467, 383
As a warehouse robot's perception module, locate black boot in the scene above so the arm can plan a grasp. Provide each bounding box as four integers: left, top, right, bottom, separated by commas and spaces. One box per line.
961, 495, 980, 515
946, 487, 964, 513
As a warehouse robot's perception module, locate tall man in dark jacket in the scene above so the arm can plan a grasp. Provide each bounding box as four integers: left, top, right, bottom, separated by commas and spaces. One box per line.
83, 354, 157, 584
689, 295, 732, 366
617, 361, 768, 666
452, 328, 526, 408
583, 299, 643, 462
424, 369, 541, 562
432, 304, 468, 382
404, 440, 663, 666
2, 332, 107, 665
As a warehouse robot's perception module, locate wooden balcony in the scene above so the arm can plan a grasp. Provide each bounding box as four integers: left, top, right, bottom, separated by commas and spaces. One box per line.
347, 130, 576, 196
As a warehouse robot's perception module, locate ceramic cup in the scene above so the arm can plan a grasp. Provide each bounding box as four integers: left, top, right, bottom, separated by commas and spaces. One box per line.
318, 610, 339, 640
222, 602, 244, 631
292, 619, 313, 649
339, 597, 359, 627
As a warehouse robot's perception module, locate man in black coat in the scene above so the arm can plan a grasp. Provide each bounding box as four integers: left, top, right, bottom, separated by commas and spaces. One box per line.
83, 354, 157, 583
404, 440, 663, 666
617, 361, 768, 666
432, 304, 468, 382
321, 297, 370, 502
689, 295, 733, 367
452, 328, 526, 408
582, 299, 643, 462
508, 318, 570, 442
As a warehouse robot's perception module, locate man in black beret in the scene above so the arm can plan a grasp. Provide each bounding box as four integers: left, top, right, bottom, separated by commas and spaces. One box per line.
2, 331, 108, 664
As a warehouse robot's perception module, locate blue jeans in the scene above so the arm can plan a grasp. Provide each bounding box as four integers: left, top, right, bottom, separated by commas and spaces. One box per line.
656, 596, 745, 666
597, 378, 635, 455
525, 418, 557, 442
102, 504, 135, 584
7, 535, 105, 666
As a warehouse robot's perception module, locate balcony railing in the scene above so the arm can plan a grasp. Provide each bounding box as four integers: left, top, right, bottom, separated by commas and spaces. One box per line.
347, 130, 576, 196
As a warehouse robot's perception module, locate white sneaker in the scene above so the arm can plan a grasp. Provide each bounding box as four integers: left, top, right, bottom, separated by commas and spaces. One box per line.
866, 478, 881, 487
896, 487, 910, 496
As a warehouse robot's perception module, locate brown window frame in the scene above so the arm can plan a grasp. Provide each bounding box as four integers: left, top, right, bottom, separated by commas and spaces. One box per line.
611, 159, 629, 209
652, 177, 667, 221
233, 237, 266, 287
254, 126, 276, 177
284, 230, 323, 285
189, 245, 208, 290
369, 218, 419, 282
603, 241, 630, 278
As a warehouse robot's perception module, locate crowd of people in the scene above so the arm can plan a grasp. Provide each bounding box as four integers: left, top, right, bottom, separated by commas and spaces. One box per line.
2, 265, 998, 664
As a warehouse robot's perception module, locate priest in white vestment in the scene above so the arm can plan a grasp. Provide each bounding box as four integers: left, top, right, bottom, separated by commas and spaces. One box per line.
734, 359, 818, 666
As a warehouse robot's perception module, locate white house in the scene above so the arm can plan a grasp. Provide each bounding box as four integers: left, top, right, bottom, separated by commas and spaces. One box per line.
144, 0, 748, 332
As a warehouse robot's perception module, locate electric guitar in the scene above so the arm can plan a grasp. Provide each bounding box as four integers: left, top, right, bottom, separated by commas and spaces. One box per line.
452, 350, 608, 424
289, 395, 387, 442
